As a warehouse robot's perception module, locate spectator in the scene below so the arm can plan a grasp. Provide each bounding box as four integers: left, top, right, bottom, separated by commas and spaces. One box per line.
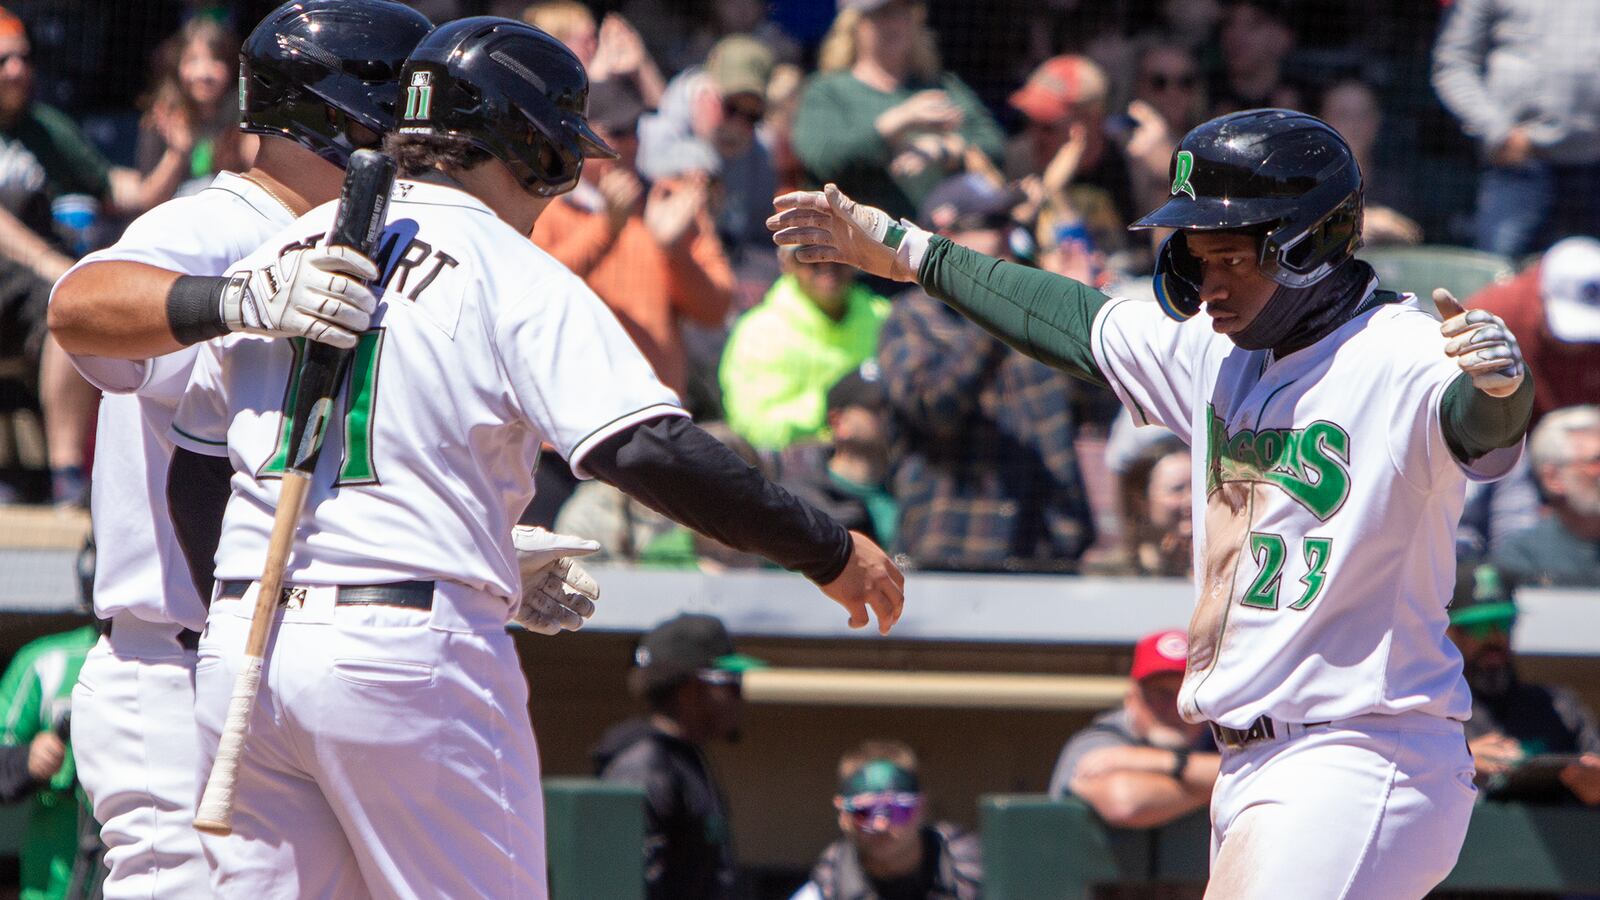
720, 246, 889, 450
1468, 237, 1600, 425
1124, 444, 1193, 578
1318, 79, 1422, 246
0, 618, 99, 900
530, 79, 734, 400
1004, 55, 1139, 233
1209, 0, 1304, 116
0, 5, 190, 268
138, 18, 251, 200
1493, 405, 1600, 587
524, 2, 666, 109
1432, 0, 1600, 257
793, 0, 1004, 221
639, 35, 780, 290
777, 365, 898, 548
1132, 40, 1205, 143
791, 739, 981, 900
878, 173, 1096, 571
595, 614, 765, 900
1448, 561, 1600, 804
1048, 630, 1221, 828
2, 4, 190, 505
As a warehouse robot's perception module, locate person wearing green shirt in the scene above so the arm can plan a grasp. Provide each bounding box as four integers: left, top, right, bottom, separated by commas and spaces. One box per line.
792, 0, 1004, 222
0, 624, 98, 900
720, 247, 889, 451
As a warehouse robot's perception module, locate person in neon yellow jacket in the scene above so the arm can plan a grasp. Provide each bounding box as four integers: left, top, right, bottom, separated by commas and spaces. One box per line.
720, 247, 889, 450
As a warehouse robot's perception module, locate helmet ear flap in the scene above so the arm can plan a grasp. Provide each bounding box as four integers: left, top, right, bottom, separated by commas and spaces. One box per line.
1153, 232, 1204, 321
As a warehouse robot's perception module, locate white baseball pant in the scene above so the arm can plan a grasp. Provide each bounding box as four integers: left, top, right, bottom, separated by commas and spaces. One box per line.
194, 581, 548, 899
71, 615, 211, 899
1206, 712, 1476, 900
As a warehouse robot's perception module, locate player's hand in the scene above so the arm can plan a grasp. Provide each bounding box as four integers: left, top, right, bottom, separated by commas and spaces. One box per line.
27, 731, 64, 781
511, 526, 601, 635
818, 530, 904, 635
1433, 289, 1526, 398
769, 184, 921, 282
1559, 753, 1600, 806
223, 243, 379, 350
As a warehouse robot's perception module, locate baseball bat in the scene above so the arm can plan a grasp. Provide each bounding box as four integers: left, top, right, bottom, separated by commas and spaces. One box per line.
194, 149, 396, 835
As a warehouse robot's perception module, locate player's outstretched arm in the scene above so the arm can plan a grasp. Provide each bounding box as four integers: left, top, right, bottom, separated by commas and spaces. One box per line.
1433, 289, 1535, 463
50, 244, 381, 361
769, 185, 1112, 386
583, 415, 904, 634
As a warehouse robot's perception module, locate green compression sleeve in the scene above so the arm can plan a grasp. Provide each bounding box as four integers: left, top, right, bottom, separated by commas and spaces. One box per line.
916, 236, 1111, 386
1440, 373, 1534, 464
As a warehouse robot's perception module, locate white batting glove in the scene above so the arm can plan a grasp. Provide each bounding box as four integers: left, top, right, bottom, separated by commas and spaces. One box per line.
1433, 289, 1526, 398
768, 184, 924, 282
511, 526, 601, 635
221, 243, 379, 350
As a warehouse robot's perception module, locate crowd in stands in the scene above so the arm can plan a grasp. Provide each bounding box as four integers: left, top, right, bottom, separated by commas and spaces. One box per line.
2, 0, 1596, 586
0, 2, 1598, 896
0, 0, 1586, 584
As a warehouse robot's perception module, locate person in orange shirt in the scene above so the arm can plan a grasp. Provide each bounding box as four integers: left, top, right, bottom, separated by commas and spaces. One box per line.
530, 80, 734, 400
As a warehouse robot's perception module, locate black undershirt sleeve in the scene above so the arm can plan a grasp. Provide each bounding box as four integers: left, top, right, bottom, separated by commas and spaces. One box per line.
581, 415, 854, 584
166, 448, 235, 602
1440, 374, 1534, 464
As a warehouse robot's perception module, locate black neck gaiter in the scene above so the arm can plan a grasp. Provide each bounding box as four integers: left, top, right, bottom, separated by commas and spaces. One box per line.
1229, 259, 1382, 356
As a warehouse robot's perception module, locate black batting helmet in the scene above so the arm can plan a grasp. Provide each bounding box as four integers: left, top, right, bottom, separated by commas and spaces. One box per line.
241, 0, 434, 166
1130, 109, 1364, 320
395, 17, 617, 196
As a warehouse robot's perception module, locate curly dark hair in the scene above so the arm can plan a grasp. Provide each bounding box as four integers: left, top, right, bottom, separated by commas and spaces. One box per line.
383, 132, 493, 178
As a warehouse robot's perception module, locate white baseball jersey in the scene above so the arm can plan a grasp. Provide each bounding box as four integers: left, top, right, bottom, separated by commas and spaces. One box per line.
1092, 293, 1522, 729
169, 178, 686, 602
53, 172, 297, 631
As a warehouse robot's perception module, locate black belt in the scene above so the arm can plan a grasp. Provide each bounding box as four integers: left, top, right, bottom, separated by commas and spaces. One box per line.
1210, 715, 1331, 750
105, 618, 200, 650
216, 580, 435, 612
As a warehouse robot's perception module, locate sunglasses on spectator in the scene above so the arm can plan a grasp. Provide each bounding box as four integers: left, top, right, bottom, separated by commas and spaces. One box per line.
723, 100, 765, 124
840, 792, 921, 829
1144, 72, 1197, 91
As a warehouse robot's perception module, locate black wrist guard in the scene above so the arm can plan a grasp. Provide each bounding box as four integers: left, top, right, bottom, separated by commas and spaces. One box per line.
166, 275, 230, 346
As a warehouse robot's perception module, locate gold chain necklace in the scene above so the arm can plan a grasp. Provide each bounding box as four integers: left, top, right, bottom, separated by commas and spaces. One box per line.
239, 171, 298, 217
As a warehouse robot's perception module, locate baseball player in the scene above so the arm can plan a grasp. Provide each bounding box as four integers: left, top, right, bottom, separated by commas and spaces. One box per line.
771, 108, 1533, 899
45, 2, 432, 895
165, 18, 903, 898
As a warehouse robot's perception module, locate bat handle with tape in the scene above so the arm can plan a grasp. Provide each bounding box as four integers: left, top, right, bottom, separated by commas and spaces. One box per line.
193, 150, 396, 836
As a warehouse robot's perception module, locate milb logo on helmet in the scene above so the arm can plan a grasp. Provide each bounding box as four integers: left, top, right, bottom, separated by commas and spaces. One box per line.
404, 71, 435, 124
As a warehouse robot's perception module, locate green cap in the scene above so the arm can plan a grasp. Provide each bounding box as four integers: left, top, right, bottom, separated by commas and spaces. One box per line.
1448, 563, 1518, 628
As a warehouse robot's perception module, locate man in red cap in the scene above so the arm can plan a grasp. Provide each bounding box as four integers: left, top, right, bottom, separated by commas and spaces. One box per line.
1003, 54, 1139, 232
1047, 629, 1221, 828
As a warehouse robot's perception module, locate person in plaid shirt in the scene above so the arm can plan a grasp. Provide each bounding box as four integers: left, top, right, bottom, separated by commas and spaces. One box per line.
877, 174, 1095, 571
